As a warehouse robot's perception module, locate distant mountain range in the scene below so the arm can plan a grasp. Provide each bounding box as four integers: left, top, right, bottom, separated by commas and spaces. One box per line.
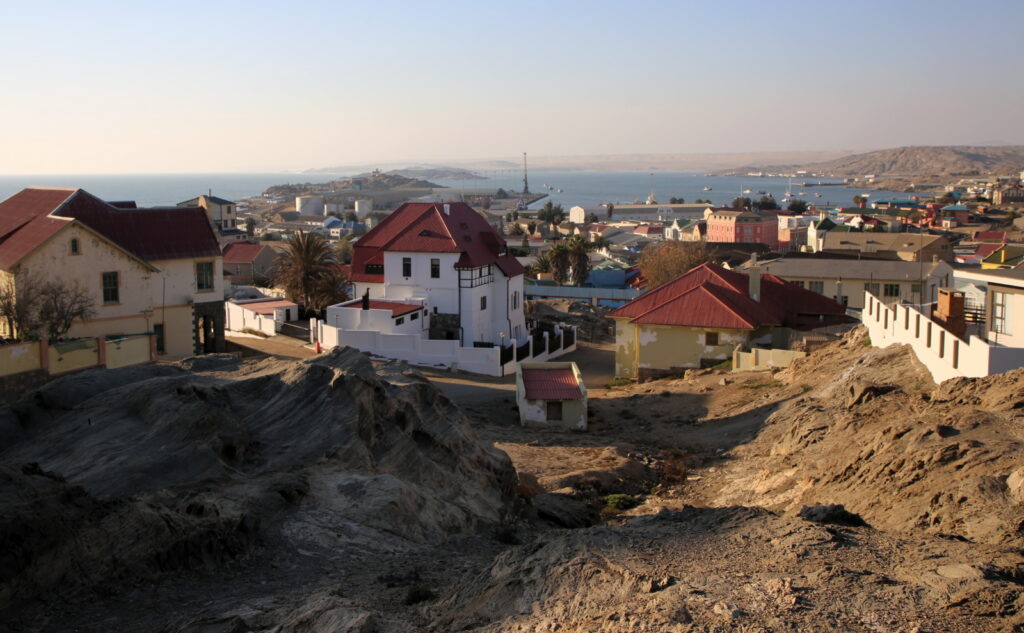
721, 145, 1024, 178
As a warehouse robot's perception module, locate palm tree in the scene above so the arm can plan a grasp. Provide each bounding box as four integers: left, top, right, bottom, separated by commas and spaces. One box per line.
274, 232, 345, 315
550, 244, 570, 286
567, 235, 592, 286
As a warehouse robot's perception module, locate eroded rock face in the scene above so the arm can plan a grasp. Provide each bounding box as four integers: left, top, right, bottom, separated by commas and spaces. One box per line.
432, 507, 1024, 633
712, 329, 1024, 546
0, 349, 515, 612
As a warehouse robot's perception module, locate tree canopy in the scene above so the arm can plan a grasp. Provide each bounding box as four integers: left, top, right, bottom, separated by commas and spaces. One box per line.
787, 199, 809, 214
638, 241, 714, 289
275, 232, 349, 315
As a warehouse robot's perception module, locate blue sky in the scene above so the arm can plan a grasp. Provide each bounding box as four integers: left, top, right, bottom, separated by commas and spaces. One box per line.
2, 0, 1022, 173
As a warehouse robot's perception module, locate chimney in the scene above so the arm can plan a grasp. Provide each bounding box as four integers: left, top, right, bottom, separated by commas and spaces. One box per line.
361, 289, 370, 310
934, 288, 965, 339
748, 253, 761, 302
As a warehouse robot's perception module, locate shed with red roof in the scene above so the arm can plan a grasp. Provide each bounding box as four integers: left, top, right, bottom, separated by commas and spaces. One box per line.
516, 361, 588, 430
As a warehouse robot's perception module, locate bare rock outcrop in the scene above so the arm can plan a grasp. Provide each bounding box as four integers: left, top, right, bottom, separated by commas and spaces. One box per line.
0, 348, 515, 616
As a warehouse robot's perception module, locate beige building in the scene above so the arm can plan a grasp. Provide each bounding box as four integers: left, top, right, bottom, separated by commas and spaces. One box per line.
756, 257, 954, 309
178, 194, 246, 247
821, 232, 953, 262
0, 187, 224, 356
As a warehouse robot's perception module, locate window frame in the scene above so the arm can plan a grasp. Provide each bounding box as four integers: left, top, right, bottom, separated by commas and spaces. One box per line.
480, 296, 487, 311
402, 257, 412, 278
430, 258, 440, 279
70, 238, 80, 255
196, 261, 215, 292
705, 331, 719, 346
102, 271, 120, 304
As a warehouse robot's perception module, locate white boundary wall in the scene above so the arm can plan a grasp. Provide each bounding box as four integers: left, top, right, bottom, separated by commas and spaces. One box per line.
315, 322, 577, 377
862, 291, 1024, 383
225, 301, 278, 336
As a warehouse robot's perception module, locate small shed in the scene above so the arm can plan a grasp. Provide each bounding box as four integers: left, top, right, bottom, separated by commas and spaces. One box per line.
516, 362, 587, 430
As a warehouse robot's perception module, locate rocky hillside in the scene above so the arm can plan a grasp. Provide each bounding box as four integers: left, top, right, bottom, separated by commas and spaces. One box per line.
4, 331, 1024, 632
808, 145, 1024, 177
264, 172, 441, 197
0, 350, 514, 629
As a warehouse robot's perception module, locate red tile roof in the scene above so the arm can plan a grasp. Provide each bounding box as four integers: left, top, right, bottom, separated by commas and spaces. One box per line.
0, 187, 220, 269
522, 367, 582, 400
338, 299, 423, 317
223, 241, 272, 264
351, 202, 524, 282
609, 262, 847, 330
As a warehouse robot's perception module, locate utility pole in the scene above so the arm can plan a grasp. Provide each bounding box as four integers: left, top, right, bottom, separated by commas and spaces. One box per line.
522, 152, 530, 195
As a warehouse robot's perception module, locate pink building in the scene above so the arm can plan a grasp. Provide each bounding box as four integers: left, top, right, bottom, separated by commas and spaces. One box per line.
705, 209, 779, 250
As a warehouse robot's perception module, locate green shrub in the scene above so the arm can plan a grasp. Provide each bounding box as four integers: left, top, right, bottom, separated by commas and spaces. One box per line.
606, 377, 633, 388
740, 380, 783, 390
603, 493, 639, 511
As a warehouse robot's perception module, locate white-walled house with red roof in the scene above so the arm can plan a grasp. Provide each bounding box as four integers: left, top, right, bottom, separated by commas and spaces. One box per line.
0, 187, 225, 356
316, 202, 575, 375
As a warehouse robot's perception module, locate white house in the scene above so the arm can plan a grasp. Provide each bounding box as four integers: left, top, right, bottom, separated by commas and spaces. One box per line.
343, 201, 527, 346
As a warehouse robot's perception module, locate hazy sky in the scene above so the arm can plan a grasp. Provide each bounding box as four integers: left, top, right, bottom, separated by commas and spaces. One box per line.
2, 0, 1022, 174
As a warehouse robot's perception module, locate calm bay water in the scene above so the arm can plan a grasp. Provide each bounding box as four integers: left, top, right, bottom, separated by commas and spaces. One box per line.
0, 171, 914, 210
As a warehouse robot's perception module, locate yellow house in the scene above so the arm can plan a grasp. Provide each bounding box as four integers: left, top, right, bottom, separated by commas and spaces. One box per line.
610, 262, 848, 379
0, 187, 225, 356
981, 245, 1024, 270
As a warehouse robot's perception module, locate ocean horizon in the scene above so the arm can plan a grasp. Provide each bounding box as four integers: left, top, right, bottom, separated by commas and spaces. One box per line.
0, 171, 916, 210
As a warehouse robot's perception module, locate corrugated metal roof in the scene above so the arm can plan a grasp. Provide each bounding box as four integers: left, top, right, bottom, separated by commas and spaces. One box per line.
609, 262, 847, 330
523, 368, 581, 400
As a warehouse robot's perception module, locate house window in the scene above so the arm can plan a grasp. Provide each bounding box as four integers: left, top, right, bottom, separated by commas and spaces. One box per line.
867, 283, 880, 296
402, 257, 412, 277
196, 261, 214, 291
410, 312, 419, 321
809, 281, 824, 294
705, 332, 719, 346
102, 272, 119, 304
791, 280, 805, 289
480, 296, 487, 311
993, 291, 1010, 334
546, 401, 563, 421
396, 317, 405, 325
70, 238, 80, 255
154, 324, 165, 354
910, 283, 922, 297
512, 291, 519, 310
430, 258, 440, 278
883, 283, 900, 298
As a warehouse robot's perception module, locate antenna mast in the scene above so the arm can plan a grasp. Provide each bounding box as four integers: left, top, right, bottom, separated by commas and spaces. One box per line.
522, 152, 530, 194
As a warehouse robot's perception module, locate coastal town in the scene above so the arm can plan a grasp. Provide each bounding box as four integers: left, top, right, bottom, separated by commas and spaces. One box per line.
5, 1, 1024, 630
3, 154, 1024, 630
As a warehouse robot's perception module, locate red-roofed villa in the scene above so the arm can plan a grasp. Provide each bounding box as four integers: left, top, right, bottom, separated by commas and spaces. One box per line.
316, 202, 577, 376
609, 260, 850, 379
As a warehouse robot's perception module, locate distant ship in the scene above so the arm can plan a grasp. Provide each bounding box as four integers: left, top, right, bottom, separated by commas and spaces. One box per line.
703, 186, 712, 191
743, 189, 753, 194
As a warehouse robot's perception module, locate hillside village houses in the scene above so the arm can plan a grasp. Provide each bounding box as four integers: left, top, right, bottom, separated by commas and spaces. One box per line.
0, 187, 225, 356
